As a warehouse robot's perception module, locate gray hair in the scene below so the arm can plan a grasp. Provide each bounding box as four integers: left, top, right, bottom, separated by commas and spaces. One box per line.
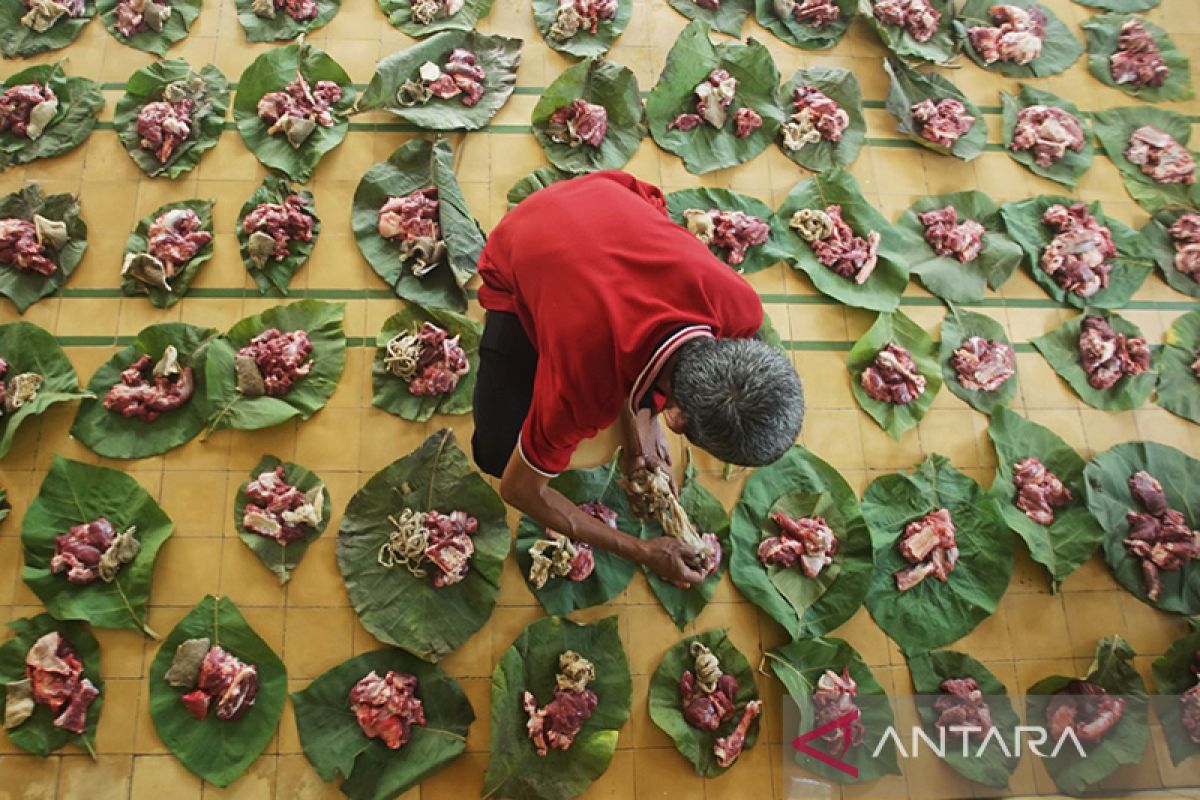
671, 337, 804, 466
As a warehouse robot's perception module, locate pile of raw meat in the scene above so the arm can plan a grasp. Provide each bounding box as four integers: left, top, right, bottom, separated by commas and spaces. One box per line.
811, 668, 865, 751
251, 0, 316, 21
113, 0, 171, 38
103, 346, 195, 422
788, 205, 880, 284
20, 0, 87, 32
241, 466, 325, 545
548, 0, 616, 40
912, 98, 975, 148
122, 207, 212, 293
679, 642, 759, 767
398, 50, 486, 108
757, 510, 839, 578
545, 99, 608, 148
4, 632, 99, 735
918, 206, 985, 263
242, 193, 316, 269
966, 4, 1045, 65
349, 671, 426, 749
668, 69, 761, 139
50, 518, 140, 585
1009, 105, 1085, 167
235, 328, 314, 398
620, 465, 721, 585
1045, 680, 1125, 744
378, 508, 480, 588
384, 321, 470, 397
780, 85, 849, 152
861, 342, 926, 405
894, 508, 959, 591
0, 360, 43, 418
0, 213, 66, 276
773, 0, 841, 28
1078, 315, 1149, 391
378, 187, 447, 277
950, 336, 1015, 393
1123, 470, 1200, 601
1182, 653, 1200, 744
527, 501, 611, 589
872, 0, 940, 42
682, 207, 770, 267
257, 72, 343, 149
1110, 18, 1167, 87
1039, 203, 1116, 299
164, 639, 258, 722
1169, 213, 1200, 281
135, 78, 205, 164
0, 82, 58, 140
933, 678, 993, 737
523, 651, 598, 756
1011, 456, 1072, 525
410, 0, 462, 24
1124, 125, 1195, 185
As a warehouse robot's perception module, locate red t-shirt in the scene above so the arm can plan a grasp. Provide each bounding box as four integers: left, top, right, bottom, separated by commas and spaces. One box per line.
477, 171, 765, 476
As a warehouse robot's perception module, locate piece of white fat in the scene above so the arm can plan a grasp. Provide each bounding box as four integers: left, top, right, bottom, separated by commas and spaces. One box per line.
33, 214, 69, 250
280, 485, 325, 529
4, 679, 34, 729
25, 97, 59, 141
418, 61, 443, 82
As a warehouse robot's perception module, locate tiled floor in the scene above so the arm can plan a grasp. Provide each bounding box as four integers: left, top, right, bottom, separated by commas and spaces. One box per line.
1, 0, 1199, 797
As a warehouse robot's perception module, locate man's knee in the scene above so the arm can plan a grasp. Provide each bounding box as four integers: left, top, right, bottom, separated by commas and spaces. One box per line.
471, 430, 511, 479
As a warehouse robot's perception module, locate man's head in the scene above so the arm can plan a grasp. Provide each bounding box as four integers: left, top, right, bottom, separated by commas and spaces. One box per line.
663, 337, 804, 466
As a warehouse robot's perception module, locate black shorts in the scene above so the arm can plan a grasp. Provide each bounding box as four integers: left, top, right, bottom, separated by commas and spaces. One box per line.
471, 310, 538, 478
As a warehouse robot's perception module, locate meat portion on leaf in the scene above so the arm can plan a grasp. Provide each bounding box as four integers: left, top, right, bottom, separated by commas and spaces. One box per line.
378, 507, 479, 588
669, 69, 738, 133
1039, 203, 1116, 299
1012, 456, 1072, 525
113, 0, 172, 38
546, 99, 608, 148
242, 466, 324, 544
0, 214, 66, 277
861, 342, 926, 405
103, 346, 195, 422
378, 187, 447, 278
252, 0, 317, 21
122, 208, 211, 295
1078, 315, 1149, 391
933, 677, 993, 738
50, 517, 140, 585
185, 646, 258, 721
872, 0, 940, 42
811, 668, 864, 751
757, 510, 838, 578
1182, 653, 1200, 744
1045, 680, 1125, 744
682, 208, 770, 267
242, 194, 315, 269
1169, 213, 1200, 282
950, 336, 1015, 393
1124, 125, 1195, 185
679, 641, 738, 731
1010, 105, 1085, 167
409, 0, 463, 24
967, 4, 1046, 65
780, 84, 848, 152
22, 632, 98, 735
398, 49, 487, 109
383, 320, 470, 396
523, 651, 599, 756
1110, 18, 1167, 87
0, 83, 58, 141
527, 501, 612, 588
548, 0, 617, 40
349, 670, 426, 749
20, 0, 87, 32
1123, 469, 1200, 601
894, 508, 958, 591
135, 77, 209, 164
713, 700, 760, 767
917, 206, 985, 263
0, 359, 45, 420
789, 205, 880, 284
234, 327, 313, 398
912, 98, 975, 148
774, 0, 841, 28
257, 72, 343, 149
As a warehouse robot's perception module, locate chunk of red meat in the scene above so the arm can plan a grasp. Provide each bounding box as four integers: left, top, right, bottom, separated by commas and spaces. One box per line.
135, 99, 194, 163
812, 669, 865, 751
236, 328, 313, 398
560, 0, 616, 33
1168, 213, 1200, 282
934, 678, 993, 738
1012, 456, 1072, 525
1040, 203, 1116, 299
668, 113, 702, 132
950, 336, 1015, 393
147, 208, 211, 277
1046, 681, 1125, 744
872, 0, 940, 41
967, 4, 1045, 65
758, 511, 839, 577
49, 518, 116, 585
1110, 19, 1167, 87
713, 700, 761, 767
0, 218, 57, 276
911, 98, 976, 148
1078, 315, 1149, 391
349, 671, 426, 749
180, 689, 211, 720
691, 209, 770, 267
546, 98, 608, 148
917, 206, 986, 263
0, 82, 56, 139
671, 69, 737, 132
53, 678, 98, 734
194, 646, 258, 721
792, 84, 849, 142
861, 342, 926, 405
524, 685, 598, 756
734, 107, 762, 138
679, 671, 738, 731
1123, 469, 1200, 601
443, 49, 486, 106
799, 205, 881, 284
379, 187, 440, 242
113, 0, 172, 37
257, 71, 343, 132
103, 353, 195, 423
24, 632, 98, 734
407, 321, 470, 397
421, 509, 478, 588
242, 466, 320, 544
269, 0, 317, 20
1183, 680, 1200, 744
1125, 125, 1196, 185
1010, 104, 1085, 167
242, 194, 315, 262
895, 508, 958, 591
1129, 470, 1167, 515
784, 0, 841, 27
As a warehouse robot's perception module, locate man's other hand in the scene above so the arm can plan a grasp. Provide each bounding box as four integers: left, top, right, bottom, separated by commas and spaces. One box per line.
639, 536, 705, 586
621, 408, 677, 496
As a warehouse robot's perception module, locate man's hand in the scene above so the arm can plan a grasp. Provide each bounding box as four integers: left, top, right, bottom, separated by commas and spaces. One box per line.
621, 407, 676, 495
639, 536, 706, 586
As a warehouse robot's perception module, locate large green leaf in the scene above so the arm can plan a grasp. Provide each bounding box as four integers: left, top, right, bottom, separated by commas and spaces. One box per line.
862, 454, 1014, 654
647, 628, 760, 777
371, 305, 481, 421
0, 0, 94, 57
1151, 626, 1200, 766
0, 65, 102, 173
774, 66, 864, 171
120, 199, 215, 308
0, 614, 103, 757
113, 60, 230, 179
999, 84, 1094, 189
897, 191, 1023, 303
358, 30, 521, 131
0, 321, 87, 459
848, 310, 942, 439
756, 0, 854, 48
482, 616, 631, 800
986, 406, 1098, 591
938, 308, 1018, 414
765, 636, 899, 783
1092, 106, 1200, 214
773, 168, 910, 312
1000, 196, 1154, 309
352, 138, 484, 313
907, 649, 1022, 788
666, 0, 750, 37
531, 58, 644, 175
233, 41, 355, 182
96, 0, 200, 55
515, 454, 638, 615
338, 429, 509, 661
637, 458, 730, 630
1031, 310, 1157, 411
1157, 310, 1200, 424
664, 187, 791, 274
203, 299, 346, 434
729, 445, 872, 638
235, 0, 340, 41
21, 456, 174, 636
883, 57, 984, 161
1084, 14, 1192, 102
380, 0, 492, 36
955, 0, 1081, 77
1072, 0, 1157, 9
860, 0, 957, 63
1026, 637, 1149, 796
1144, 211, 1200, 298
71, 322, 217, 459
646, 21, 785, 175
236, 174, 320, 296
506, 167, 574, 208
291, 649, 474, 800
148, 596, 287, 787
0, 185, 87, 313
234, 455, 330, 585
534, 0, 631, 56
1085, 441, 1200, 614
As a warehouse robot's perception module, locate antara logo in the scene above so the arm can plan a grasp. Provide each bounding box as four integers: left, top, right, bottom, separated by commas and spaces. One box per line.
790, 708, 862, 779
